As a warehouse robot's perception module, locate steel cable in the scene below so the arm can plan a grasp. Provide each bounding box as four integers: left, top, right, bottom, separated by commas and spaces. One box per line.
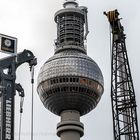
31, 66, 34, 140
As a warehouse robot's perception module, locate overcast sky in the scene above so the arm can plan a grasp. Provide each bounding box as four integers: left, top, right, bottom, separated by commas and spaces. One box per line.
0, 0, 140, 140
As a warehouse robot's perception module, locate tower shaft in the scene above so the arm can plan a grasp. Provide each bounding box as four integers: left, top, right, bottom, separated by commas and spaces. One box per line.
104, 10, 139, 140
57, 110, 84, 140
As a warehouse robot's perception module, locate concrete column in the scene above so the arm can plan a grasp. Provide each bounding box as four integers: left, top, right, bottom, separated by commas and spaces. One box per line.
57, 110, 84, 140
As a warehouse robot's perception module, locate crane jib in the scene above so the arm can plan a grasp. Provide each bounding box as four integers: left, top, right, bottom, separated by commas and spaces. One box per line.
104, 10, 139, 140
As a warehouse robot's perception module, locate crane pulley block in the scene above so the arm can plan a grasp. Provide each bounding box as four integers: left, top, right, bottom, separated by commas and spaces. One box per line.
104, 9, 119, 23
104, 9, 124, 36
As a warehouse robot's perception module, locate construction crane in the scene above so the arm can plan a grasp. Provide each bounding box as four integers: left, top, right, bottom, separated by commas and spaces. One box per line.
0, 50, 37, 140
104, 10, 139, 140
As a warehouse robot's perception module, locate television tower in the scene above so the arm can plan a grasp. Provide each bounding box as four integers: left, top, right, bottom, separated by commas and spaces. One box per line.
37, 1, 104, 140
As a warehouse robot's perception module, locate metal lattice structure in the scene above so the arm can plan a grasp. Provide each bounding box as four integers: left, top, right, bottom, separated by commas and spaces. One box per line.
104, 10, 139, 140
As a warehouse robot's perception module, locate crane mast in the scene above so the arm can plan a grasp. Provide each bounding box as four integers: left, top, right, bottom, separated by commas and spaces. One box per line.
104, 10, 139, 140
0, 50, 37, 140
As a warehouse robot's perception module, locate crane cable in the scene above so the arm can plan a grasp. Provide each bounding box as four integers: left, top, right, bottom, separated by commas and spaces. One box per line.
104, 10, 117, 63
109, 24, 112, 64
15, 83, 24, 140
31, 66, 35, 140
18, 65, 35, 140
18, 97, 24, 140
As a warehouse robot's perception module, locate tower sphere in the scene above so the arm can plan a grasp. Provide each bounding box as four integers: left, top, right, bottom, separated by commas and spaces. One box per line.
37, 1, 104, 116
37, 50, 104, 116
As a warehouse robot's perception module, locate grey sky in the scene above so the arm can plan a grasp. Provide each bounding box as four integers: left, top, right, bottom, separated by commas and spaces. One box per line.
0, 0, 140, 140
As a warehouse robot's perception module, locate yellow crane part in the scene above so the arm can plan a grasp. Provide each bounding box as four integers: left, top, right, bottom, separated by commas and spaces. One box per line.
104, 9, 122, 34
104, 9, 119, 23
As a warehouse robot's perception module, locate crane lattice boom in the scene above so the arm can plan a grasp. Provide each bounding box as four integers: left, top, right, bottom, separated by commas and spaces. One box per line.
104, 10, 139, 140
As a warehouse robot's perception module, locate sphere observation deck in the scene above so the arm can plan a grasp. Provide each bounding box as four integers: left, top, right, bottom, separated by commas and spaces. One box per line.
37, 50, 104, 116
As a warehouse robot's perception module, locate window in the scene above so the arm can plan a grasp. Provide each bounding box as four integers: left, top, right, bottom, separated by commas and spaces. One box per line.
79, 87, 82, 92
80, 78, 87, 85
53, 79, 55, 84
75, 87, 78, 92
70, 87, 72, 92
66, 78, 69, 82
89, 80, 92, 85
63, 78, 65, 82
52, 89, 56, 93
63, 87, 67, 92
61, 87, 64, 92
60, 78, 62, 83
57, 88, 60, 92
81, 88, 84, 92
72, 87, 78, 92
76, 78, 79, 82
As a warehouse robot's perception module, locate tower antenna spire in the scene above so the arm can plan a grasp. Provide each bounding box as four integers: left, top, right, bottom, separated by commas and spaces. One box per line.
63, 0, 78, 8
